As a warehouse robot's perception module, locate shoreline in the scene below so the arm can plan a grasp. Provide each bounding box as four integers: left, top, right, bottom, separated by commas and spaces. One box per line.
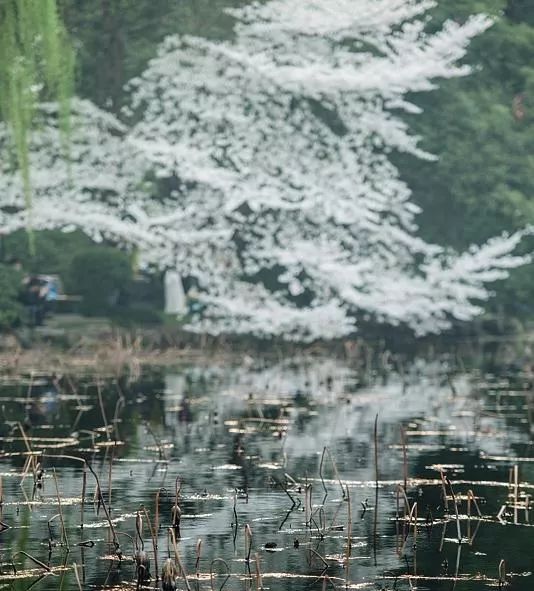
0, 331, 353, 375
0, 332, 532, 377
0, 313, 532, 375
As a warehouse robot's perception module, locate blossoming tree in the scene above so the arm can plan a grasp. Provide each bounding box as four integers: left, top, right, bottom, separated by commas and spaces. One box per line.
0, 100, 154, 248
0, 0, 530, 340
126, 0, 530, 338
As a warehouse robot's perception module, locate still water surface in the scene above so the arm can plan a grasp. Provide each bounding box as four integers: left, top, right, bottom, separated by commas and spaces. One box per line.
0, 353, 532, 590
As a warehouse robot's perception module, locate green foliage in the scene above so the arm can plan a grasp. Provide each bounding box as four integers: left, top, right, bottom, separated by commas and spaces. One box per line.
505, 0, 534, 25
0, 0, 74, 245
396, 0, 534, 319
0, 264, 24, 329
3, 230, 94, 276
66, 247, 133, 316
409, 1, 534, 243
61, 0, 247, 110
429, 0, 506, 21
3, 230, 164, 323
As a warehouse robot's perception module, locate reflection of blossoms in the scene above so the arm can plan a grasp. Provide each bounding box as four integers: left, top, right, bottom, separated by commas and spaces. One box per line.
0, 0, 531, 341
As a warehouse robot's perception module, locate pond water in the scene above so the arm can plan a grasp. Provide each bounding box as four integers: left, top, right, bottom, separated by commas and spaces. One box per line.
0, 349, 533, 590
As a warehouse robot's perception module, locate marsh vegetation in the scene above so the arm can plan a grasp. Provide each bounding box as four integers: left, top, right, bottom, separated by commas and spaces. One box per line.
0, 344, 533, 590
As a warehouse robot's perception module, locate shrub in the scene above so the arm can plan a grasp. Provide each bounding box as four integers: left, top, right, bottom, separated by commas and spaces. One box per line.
3, 230, 94, 275
67, 247, 133, 316
0, 264, 25, 329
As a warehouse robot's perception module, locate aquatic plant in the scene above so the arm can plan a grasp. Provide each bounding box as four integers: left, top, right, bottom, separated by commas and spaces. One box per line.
0, 358, 533, 589
162, 557, 178, 591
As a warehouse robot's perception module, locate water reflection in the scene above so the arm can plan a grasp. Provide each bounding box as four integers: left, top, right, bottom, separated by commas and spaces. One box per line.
0, 352, 532, 590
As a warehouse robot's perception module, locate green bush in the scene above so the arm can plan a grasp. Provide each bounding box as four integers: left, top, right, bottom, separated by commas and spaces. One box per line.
0, 264, 25, 329
67, 247, 133, 316
3, 230, 94, 276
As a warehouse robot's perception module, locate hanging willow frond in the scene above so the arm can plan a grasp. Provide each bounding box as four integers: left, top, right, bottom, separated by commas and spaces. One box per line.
0, 0, 74, 248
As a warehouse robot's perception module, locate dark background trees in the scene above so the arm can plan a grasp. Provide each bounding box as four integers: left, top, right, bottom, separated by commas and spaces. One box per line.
397, 0, 534, 320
